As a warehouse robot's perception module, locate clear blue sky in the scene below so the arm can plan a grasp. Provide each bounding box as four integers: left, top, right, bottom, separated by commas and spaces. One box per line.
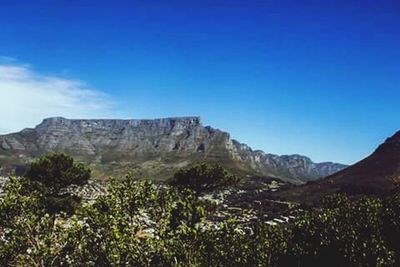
1, 0, 400, 164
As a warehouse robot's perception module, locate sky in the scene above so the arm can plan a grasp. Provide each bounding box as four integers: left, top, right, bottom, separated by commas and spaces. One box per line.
0, 0, 399, 164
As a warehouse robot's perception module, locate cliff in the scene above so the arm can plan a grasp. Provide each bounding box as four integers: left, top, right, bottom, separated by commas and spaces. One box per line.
0, 117, 346, 182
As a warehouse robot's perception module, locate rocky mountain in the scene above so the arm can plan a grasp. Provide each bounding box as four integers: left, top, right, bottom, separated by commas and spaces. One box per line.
0, 117, 346, 183
278, 130, 400, 203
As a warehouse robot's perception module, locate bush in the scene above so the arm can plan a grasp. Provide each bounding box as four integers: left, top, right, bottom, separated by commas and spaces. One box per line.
23, 153, 91, 216
1, 158, 399, 266
25, 153, 91, 194
286, 195, 395, 267
171, 163, 239, 193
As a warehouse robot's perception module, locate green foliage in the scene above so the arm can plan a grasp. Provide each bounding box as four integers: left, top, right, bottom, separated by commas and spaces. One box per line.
182, 221, 289, 267
287, 195, 395, 267
1, 162, 400, 266
25, 153, 91, 194
56, 174, 210, 266
24, 153, 90, 216
171, 163, 239, 192
0, 177, 64, 266
382, 188, 400, 263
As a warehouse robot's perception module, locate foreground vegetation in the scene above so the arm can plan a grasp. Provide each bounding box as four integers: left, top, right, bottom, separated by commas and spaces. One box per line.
1, 154, 400, 266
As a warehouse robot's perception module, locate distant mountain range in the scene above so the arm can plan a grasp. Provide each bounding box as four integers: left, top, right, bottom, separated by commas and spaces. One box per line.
279, 130, 400, 203
0, 117, 346, 183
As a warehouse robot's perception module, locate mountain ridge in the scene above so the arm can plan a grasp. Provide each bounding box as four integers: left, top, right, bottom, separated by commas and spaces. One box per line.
0, 117, 347, 183
278, 130, 400, 203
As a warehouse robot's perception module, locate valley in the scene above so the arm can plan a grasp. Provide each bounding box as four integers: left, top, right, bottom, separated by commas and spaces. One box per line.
1, 118, 400, 266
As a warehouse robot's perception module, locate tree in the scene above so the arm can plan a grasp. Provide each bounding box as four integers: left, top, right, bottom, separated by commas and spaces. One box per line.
2, 160, 400, 266
171, 163, 239, 193
25, 153, 91, 194
24, 153, 91, 216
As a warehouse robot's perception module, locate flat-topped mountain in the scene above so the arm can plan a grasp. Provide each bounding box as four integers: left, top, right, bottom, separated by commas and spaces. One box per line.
0, 117, 346, 183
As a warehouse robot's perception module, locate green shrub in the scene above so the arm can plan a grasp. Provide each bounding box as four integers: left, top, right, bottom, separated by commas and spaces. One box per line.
25, 153, 91, 194
171, 163, 239, 193
1, 157, 399, 266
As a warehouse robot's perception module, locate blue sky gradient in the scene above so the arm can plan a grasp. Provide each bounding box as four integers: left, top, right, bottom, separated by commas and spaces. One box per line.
1, 0, 400, 164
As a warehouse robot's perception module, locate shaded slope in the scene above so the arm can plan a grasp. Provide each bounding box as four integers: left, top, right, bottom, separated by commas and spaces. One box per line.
278, 131, 400, 203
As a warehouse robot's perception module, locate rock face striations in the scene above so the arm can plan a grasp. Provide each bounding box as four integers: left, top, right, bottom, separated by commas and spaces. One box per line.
0, 117, 346, 183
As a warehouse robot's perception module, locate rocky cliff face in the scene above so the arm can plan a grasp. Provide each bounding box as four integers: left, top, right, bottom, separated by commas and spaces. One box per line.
0, 117, 346, 183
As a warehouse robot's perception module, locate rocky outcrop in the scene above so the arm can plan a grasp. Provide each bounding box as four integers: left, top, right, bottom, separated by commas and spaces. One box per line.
0, 117, 346, 183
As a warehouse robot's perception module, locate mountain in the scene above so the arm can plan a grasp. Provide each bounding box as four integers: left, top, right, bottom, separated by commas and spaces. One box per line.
0, 117, 346, 183
278, 130, 400, 203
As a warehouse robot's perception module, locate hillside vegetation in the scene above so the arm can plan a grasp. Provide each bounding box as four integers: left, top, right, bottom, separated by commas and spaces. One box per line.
0, 154, 399, 266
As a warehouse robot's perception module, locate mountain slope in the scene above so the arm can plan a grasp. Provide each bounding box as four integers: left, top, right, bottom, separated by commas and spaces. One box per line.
0, 117, 346, 182
278, 130, 400, 203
